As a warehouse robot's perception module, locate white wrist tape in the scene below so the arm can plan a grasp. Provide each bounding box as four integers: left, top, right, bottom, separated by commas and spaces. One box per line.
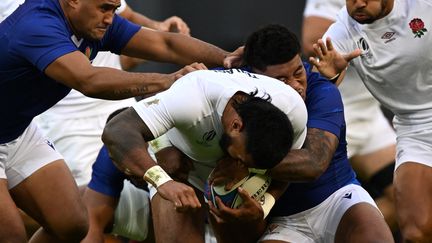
248, 168, 267, 175
261, 192, 276, 219
148, 134, 172, 153
143, 165, 173, 188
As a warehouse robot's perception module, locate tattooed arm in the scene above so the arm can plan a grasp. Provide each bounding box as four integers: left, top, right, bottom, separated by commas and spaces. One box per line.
45, 52, 206, 100
267, 127, 339, 182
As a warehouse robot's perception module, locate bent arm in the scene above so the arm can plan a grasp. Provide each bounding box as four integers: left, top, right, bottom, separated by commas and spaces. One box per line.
102, 107, 157, 177
268, 128, 338, 182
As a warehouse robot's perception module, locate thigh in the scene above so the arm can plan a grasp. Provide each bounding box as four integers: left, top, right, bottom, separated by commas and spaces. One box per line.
394, 162, 432, 231
10, 160, 87, 234
335, 202, 393, 243
151, 187, 206, 243
0, 179, 27, 242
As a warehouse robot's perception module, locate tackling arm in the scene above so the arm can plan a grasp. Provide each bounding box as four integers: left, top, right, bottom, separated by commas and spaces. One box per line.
268, 128, 339, 182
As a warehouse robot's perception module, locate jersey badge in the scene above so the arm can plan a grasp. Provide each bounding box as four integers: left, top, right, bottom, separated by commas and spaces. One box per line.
357, 37, 372, 58
409, 18, 428, 38
381, 32, 396, 44
196, 130, 216, 147
84, 46, 93, 60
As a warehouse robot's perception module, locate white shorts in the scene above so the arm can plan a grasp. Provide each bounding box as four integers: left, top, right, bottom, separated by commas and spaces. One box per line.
259, 184, 378, 243
0, 121, 63, 189
344, 104, 396, 158
303, 0, 344, 20
35, 113, 108, 187
393, 116, 432, 169
112, 180, 150, 241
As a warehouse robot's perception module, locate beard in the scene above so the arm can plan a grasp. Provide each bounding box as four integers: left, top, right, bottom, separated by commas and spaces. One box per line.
219, 132, 232, 155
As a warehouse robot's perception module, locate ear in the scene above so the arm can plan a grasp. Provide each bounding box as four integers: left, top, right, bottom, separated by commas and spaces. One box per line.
63, 0, 80, 8
228, 117, 244, 135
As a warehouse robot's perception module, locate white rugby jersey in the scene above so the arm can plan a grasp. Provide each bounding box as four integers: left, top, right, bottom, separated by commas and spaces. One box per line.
324, 0, 432, 120
304, 0, 381, 119
133, 69, 308, 165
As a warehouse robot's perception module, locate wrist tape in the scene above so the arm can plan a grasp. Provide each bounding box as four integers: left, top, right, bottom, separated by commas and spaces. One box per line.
143, 165, 173, 188
261, 192, 276, 219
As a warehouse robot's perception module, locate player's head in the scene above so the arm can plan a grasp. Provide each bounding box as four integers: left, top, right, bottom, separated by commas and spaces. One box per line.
346, 0, 393, 24
244, 24, 307, 100
61, 0, 121, 40
220, 90, 294, 169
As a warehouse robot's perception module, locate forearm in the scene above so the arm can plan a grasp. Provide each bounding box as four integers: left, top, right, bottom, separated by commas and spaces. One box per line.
122, 29, 228, 68
268, 128, 336, 182
102, 109, 158, 178
268, 150, 323, 182
82, 67, 173, 99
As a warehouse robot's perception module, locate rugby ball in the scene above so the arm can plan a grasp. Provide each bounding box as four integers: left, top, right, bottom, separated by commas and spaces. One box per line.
204, 173, 271, 209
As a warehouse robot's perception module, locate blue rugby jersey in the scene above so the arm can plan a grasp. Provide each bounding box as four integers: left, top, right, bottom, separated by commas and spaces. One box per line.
0, 0, 140, 143
270, 62, 359, 216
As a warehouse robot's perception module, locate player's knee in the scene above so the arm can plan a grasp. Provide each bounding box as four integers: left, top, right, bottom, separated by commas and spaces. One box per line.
50, 211, 89, 241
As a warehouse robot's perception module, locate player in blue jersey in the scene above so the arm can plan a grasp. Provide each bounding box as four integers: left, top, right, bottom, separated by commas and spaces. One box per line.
0, 0, 232, 241
209, 24, 394, 243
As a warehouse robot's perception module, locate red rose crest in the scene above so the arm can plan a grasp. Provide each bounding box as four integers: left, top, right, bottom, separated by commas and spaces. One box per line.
409, 18, 427, 38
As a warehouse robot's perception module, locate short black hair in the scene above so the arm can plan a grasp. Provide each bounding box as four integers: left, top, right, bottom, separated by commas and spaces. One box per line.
233, 90, 294, 169
244, 24, 301, 71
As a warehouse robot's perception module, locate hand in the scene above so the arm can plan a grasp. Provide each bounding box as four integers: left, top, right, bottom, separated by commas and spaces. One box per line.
208, 187, 264, 224
173, 62, 208, 80
158, 16, 191, 36
309, 37, 361, 79
157, 180, 201, 212
208, 157, 249, 191
223, 46, 245, 69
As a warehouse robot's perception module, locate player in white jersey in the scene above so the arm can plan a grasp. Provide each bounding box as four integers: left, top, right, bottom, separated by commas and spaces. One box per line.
303, 0, 398, 231
102, 69, 308, 243
35, 0, 191, 188
310, 0, 432, 241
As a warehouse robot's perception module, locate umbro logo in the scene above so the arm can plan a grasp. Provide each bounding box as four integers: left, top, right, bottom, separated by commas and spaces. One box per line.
381, 32, 396, 44
196, 130, 217, 147
343, 192, 352, 199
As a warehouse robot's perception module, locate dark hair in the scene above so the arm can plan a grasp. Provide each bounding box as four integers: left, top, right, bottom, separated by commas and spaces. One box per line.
244, 24, 301, 71
233, 90, 294, 168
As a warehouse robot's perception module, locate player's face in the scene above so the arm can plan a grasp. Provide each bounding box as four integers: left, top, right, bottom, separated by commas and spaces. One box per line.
72, 0, 120, 40
253, 55, 307, 100
219, 132, 255, 168
346, 0, 393, 24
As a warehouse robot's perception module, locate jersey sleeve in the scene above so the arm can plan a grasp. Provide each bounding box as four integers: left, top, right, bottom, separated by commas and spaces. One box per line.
306, 72, 345, 139
303, 0, 344, 21
10, 13, 77, 72
100, 14, 141, 54
322, 12, 355, 54
132, 76, 207, 138
88, 146, 126, 198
